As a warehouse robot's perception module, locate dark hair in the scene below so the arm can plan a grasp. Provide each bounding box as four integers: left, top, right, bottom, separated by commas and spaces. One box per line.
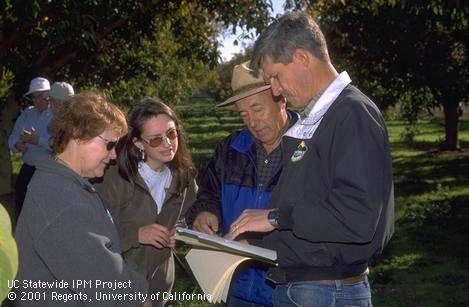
117, 97, 195, 193
49, 91, 127, 154
251, 11, 330, 73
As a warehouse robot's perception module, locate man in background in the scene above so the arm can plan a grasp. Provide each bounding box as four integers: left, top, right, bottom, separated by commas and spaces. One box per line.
8, 77, 52, 220
49, 81, 74, 113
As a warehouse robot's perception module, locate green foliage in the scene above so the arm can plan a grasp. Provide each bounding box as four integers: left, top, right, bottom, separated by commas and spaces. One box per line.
198, 46, 254, 103
0, 1, 274, 105
399, 124, 420, 145
0, 203, 17, 304
290, 0, 469, 148
97, 32, 208, 106
0, 69, 13, 105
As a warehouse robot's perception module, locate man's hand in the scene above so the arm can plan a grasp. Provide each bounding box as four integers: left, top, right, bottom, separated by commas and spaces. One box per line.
225, 209, 274, 240
20, 127, 39, 144
138, 223, 172, 249
192, 211, 219, 235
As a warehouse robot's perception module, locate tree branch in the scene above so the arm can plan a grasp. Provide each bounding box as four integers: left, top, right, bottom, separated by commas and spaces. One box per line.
0, 7, 51, 56
35, 6, 145, 73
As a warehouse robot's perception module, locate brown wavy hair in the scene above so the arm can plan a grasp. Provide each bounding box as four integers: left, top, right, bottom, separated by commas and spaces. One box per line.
117, 97, 196, 193
48, 92, 128, 154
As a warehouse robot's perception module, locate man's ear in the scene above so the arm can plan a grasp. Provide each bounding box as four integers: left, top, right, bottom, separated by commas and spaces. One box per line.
292, 48, 311, 67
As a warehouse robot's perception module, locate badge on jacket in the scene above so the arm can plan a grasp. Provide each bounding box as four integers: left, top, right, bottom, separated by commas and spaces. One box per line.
291, 141, 308, 162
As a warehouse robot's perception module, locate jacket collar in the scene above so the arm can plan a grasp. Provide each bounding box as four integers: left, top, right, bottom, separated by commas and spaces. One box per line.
231, 128, 254, 154
36, 155, 97, 193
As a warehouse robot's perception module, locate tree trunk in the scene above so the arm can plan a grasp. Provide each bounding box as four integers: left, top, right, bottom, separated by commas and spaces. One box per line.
0, 96, 20, 196
441, 102, 460, 150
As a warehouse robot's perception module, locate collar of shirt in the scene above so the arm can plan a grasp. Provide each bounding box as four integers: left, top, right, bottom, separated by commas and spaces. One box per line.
138, 162, 171, 186
254, 139, 282, 188
298, 88, 326, 119
285, 71, 352, 140
138, 162, 172, 214
254, 140, 269, 161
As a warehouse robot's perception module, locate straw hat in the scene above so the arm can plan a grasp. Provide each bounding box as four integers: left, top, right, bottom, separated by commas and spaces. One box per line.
216, 61, 271, 107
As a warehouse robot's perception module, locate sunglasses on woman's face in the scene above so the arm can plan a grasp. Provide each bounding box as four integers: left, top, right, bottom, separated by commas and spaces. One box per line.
142, 127, 178, 148
97, 135, 118, 151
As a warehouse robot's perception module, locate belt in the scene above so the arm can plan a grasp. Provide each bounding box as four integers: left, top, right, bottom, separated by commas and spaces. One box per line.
311, 274, 367, 285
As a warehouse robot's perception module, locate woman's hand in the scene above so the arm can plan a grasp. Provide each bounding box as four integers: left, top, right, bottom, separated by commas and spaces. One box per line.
138, 223, 172, 248
168, 227, 177, 248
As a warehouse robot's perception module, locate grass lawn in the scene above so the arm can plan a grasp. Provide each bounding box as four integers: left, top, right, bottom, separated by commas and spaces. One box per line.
370, 119, 469, 307
4, 99, 469, 307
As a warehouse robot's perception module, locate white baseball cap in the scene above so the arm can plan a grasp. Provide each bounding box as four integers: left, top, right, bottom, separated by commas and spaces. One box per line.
24, 77, 50, 96
50, 82, 74, 102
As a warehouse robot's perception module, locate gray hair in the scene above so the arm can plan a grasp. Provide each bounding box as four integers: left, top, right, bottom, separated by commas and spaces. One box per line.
250, 11, 330, 73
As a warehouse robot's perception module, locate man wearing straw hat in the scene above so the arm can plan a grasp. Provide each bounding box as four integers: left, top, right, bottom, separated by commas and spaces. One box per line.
49, 81, 75, 113
186, 61, 299, 306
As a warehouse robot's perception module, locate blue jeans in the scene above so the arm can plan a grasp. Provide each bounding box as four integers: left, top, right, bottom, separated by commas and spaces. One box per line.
272, 277, 372, 307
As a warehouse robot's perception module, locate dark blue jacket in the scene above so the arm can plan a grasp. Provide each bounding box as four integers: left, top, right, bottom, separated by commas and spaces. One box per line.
186, 111, 298, 305
265, 85, 394, 283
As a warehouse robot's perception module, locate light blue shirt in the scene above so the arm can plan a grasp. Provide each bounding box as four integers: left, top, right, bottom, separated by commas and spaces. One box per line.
8, 106, 54, 166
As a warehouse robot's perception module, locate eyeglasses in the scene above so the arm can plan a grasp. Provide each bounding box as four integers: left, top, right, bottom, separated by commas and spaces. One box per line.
97, 135, 118, 151
141, 128, 178, 148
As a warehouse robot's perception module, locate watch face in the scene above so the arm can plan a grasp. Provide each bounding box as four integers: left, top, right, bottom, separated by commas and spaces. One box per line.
268, 210, 277, 220
268, 209, 279, 227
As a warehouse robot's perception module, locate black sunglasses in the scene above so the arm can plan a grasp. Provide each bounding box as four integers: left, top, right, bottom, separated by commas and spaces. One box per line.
98, 135, 118, 151
142, 128, 178, 148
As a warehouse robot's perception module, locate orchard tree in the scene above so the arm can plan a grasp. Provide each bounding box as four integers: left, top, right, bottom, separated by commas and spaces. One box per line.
0, 1, 273, 103
201, 47, 253, 102
289, 0, 469, 149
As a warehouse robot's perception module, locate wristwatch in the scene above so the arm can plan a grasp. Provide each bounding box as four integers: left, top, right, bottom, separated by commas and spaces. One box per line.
267, 209, 279, 229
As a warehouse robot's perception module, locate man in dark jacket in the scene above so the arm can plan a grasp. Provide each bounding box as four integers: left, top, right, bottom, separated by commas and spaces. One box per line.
226, 12, 395, 307
185, 61, 298, 306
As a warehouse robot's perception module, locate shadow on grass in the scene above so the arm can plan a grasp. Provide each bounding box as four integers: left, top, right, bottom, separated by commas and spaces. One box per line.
393, 148, 469, 197
371, 191, 469, 306
370, 125, 469, 306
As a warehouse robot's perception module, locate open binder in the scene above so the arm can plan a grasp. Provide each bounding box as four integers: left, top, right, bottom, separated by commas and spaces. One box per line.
175, 227, 277, 303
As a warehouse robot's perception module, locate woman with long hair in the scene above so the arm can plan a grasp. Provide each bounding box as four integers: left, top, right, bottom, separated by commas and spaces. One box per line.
96, 97, 197, 306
